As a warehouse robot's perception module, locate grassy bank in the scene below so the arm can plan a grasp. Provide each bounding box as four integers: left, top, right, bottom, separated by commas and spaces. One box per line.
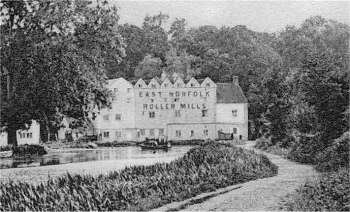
280, 168, 349, 211
0, 142, 277, 211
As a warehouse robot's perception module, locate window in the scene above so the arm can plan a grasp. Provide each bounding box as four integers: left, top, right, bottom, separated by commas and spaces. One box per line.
116, 131, 121, 138
203, 129, 209, 136
151, 99, 154, 103
126, 98, 131, 103
232, 110, 238, 117
176, 130, 182, 137
127, 88, 131, 93
206, 83, 210, 87
233, 128, 237, 134
190, 130, 194, 137
164, 98, 167, 102
140, 129, 145, 136
177, 83, 181, 87
149, 111, 155, 118
174, 98, 179, 102
150, 129, 154, 136
202, 109, 208, 117
164, 83, 168, 88
115, 114, 121, 120
103, 131, 110, 138
175, 110, 181, 117
103, 115, 109, 121
28, 133, 32, 138
138, 84, 142, 88
114, 88, 118, 93
151, 84, 156, 88
159, 129, 164, 136
191, 83, 194, 87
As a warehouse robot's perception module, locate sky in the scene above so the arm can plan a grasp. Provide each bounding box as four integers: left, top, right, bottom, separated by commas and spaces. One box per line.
112, 0, 349, 32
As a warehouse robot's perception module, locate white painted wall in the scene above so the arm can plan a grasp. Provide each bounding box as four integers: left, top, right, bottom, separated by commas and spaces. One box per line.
96, 78, 136, 142
0, 132, 8, 146
17, 120, 40, 145
216, 103, 246, 123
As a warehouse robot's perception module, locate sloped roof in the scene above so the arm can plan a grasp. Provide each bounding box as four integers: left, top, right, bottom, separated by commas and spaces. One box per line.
216, 83, 247, 103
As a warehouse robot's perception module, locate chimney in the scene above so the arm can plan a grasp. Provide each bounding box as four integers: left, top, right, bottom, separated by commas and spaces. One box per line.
232, 75, 239, 85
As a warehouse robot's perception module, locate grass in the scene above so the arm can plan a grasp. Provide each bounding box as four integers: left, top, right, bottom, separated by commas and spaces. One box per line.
0, 142, 278, 211
280, 168, 349, 211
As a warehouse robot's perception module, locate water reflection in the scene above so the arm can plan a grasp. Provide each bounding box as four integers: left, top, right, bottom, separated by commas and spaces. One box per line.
0, 146, 192, 169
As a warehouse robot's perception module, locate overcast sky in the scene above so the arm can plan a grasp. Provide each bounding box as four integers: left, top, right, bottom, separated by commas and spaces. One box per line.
112, 0, 349, 32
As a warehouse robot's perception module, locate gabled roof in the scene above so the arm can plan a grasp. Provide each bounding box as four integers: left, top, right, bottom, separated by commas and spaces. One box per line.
216, 83, 247, 103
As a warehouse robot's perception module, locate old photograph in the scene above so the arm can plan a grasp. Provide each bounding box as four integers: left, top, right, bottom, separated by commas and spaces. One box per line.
0, 0, 349, 211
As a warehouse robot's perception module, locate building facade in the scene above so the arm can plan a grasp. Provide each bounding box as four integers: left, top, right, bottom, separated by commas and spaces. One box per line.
0, 120, 40, 146
94, 74, 248, 142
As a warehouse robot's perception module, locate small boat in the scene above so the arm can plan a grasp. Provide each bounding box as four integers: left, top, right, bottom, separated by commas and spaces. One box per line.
0, 150, 13, 158
140, 139, 171, 150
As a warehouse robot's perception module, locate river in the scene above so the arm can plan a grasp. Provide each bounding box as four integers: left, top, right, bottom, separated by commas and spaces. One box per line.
0, 146, 193, 184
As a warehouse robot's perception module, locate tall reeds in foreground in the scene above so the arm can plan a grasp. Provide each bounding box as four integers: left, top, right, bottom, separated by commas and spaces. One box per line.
0, 142, 278, 211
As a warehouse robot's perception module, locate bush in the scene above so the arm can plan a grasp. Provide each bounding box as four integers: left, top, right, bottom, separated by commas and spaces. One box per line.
254, 137, 289, 157
315, 131, 349, 172
254, 137, 272, 150
12, 144, 47, 156
170, 139, 204, 145
0, 142, 278, 211
287, 134, 320, 164
280, 168, 350, 211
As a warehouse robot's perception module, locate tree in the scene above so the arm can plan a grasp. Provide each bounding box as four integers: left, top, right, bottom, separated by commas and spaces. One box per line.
142, 12, 169, 60
134, 54, 162, 79
0, 0, 125, 145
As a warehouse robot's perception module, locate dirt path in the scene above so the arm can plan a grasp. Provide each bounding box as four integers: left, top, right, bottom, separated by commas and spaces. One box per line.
155, 141, 318, 211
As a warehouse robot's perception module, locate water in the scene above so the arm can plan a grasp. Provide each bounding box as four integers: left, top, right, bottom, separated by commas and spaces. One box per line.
0, 146, 193, 169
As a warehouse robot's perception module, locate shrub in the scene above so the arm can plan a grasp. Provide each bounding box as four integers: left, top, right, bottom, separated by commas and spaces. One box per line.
254, 137, 272, 150
280, 168, 350, 211
12, 144, 47, 156
287, 134, 320, 164
0, 142, 278, 211
315, 131, 349, 172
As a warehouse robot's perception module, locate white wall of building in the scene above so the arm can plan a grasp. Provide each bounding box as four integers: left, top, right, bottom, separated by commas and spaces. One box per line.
216, 103, 246, 123
96, 78, 136, 142
0, 132, 8, 146
17, 120, 40, 145
216, 103, 248, 140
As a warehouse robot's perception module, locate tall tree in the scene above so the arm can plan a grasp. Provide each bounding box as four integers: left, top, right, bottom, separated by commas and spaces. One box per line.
0, 0, 125, 145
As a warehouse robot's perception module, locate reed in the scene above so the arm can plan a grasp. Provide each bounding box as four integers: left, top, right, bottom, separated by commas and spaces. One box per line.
0, 142, 278, 211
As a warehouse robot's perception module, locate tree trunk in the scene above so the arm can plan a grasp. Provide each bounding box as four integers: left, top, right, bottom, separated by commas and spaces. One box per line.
7, 122, 18, 146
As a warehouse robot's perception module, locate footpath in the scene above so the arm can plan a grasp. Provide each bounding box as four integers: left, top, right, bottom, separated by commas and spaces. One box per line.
154, 141, 318, 211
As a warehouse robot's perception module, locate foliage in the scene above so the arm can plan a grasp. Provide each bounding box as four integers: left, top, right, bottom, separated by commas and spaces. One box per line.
0, 142, 278, 211
254, 137, 272, 150
12, 144, 47, 156
315, 131, 350, 172
280, 168, 350, 211
287, 134, 321, 164
0, 0, 125, 145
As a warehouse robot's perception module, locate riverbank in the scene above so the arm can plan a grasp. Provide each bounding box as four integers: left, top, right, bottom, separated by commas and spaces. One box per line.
154, 141, 318, 211
0, 146, 192, 184
0, 142, 277, 211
